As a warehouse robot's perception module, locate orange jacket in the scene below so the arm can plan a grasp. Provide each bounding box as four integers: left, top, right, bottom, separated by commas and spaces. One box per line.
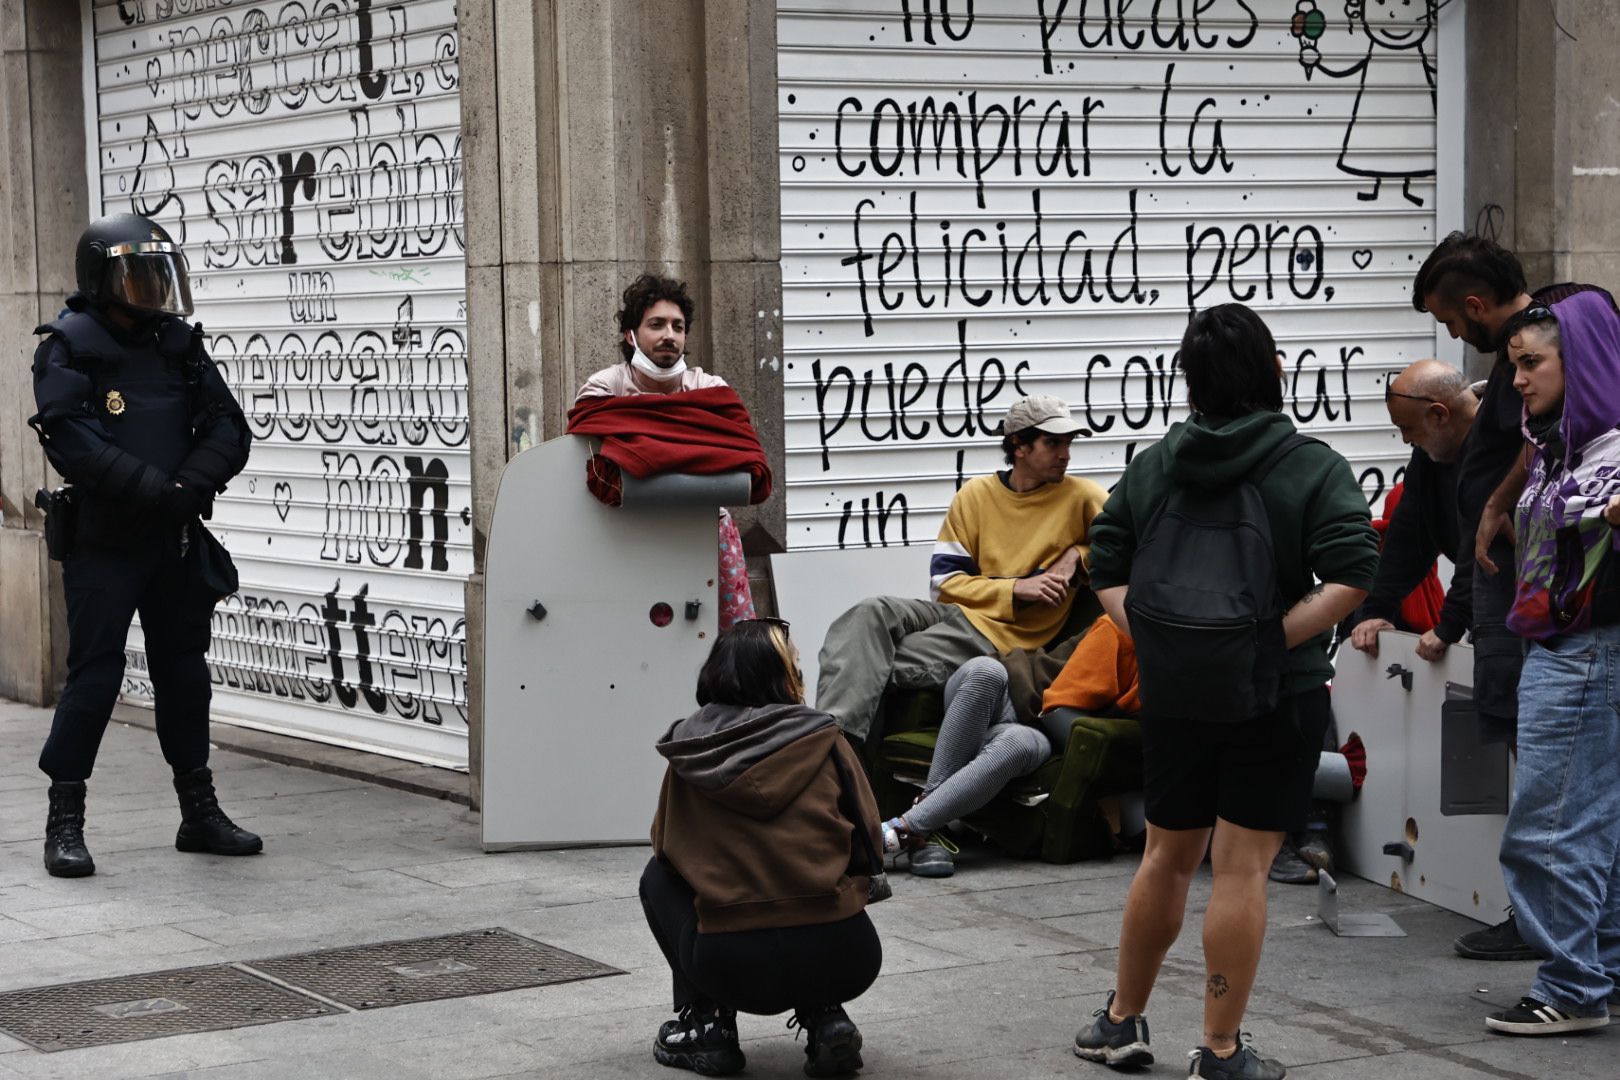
1040, 615, 1142, 716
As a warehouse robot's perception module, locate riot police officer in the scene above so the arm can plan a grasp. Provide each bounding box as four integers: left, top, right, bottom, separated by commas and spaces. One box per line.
27, 212, 260, 878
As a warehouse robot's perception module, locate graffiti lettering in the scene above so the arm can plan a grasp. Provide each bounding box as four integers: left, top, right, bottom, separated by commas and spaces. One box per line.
203, 105, 462, 270
841, 188, 1151, 335
213, 321, 469, 449
206, 587, 467, 726
1036, 0, 1260, 73
898, 0, 975, 44
835, 91, 1098, 203
286, 271, 339, 324
319, 451, 451, 571
813, 319, 1033, 469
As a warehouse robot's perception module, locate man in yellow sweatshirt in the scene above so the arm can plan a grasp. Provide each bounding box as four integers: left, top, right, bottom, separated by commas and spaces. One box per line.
816, 396, 1109, 743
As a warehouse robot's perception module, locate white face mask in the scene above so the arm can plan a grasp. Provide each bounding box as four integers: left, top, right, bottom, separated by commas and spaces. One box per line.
627, 331, 687, 384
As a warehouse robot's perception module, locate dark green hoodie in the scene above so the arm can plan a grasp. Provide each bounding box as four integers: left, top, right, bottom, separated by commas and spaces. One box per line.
1088, 410, 1380, 696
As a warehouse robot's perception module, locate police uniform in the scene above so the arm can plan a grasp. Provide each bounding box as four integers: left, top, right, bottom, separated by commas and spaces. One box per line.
27, 213, 260, 878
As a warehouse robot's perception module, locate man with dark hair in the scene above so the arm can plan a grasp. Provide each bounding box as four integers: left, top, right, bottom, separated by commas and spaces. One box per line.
1267, 359, 1483, 890
1411, 232, 1529, 333
573, 273, 759, 630
1412, 233, 1619, 961
576, 274, 726, 399
1073, 303, 1377, 1080
816, 396, 1108, 748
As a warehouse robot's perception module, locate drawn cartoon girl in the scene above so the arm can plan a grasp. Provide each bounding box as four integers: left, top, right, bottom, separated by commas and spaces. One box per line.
1295, 0, 1438, 206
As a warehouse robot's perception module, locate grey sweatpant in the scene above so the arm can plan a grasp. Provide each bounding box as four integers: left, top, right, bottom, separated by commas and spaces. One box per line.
903, 657, 1052, 834
815, 596, 994, 742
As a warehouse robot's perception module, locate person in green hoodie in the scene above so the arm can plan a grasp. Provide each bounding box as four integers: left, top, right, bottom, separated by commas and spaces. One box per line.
641, 619, 886, 1078
1071, 304, 1378, 1080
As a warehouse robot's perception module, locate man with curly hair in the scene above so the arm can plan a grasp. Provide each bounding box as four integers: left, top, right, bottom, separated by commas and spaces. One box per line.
574, 273, 755, 629
816, 396, 1108, 749
576, 274, 728, 399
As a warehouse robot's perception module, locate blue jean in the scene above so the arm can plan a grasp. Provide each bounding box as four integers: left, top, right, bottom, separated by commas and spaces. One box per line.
1499, 623, 1620, 1014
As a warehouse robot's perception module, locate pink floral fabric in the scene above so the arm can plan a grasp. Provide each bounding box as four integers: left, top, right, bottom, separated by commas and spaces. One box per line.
717, 509, 755, 632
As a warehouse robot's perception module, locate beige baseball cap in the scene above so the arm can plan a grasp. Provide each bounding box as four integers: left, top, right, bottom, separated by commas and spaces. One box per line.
1003, 394, 1083, 436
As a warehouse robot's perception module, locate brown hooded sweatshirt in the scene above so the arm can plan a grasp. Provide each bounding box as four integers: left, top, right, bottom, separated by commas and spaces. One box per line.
651, 702, 884, 934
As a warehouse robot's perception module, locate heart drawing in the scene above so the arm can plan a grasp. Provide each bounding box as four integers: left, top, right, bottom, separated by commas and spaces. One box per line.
1352, 249, 1374, 271
272, 482, 293, 522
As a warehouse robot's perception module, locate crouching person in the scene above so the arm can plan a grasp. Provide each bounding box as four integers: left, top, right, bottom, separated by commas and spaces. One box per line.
640, 620, 885, 1077
1072, 304, 1378, 1079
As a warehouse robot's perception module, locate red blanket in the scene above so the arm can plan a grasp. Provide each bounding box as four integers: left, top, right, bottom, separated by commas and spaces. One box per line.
565, 387, 773, 507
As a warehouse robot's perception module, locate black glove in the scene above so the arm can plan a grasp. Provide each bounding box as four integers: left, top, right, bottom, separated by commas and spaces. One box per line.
157, 481, 205, 523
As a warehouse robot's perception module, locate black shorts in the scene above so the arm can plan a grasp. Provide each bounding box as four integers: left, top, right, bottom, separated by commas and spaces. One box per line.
1140, 687, 1331, 833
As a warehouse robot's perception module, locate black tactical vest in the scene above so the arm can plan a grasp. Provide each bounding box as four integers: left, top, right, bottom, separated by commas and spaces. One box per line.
38, 311, 201, 478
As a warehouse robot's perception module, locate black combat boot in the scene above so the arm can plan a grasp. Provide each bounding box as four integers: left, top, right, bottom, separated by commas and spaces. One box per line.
44, 781, 95, 878
173, 767, 262, 855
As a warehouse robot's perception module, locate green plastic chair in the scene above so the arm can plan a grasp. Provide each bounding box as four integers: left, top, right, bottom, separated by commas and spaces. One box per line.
871, 692, 1143, 864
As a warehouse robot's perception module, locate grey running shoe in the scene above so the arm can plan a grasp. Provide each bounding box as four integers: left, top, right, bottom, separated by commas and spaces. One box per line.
1485, 996, 1609, 1036
1267, 841, 1316, 885
1073, 990, 1153, 1069
1187, 1040, 1286, 1079
1454, 911, 1537, 961
908, 834, 957, 878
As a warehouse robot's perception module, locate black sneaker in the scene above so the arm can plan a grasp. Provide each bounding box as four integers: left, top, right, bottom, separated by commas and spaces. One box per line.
1454, 911, 1538, 961
1073, 990, 1152, 1068
1485, 995, 1609, 1036
654, 1003, 745, 1075
1187, 1040, 1286, 1079
788, 1004, 864, 1077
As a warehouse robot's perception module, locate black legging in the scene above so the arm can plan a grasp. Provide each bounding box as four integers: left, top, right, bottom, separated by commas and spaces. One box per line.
639, 857, 882, 1015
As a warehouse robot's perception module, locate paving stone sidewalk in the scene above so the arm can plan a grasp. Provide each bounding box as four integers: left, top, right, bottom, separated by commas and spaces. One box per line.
0, 699, 1607, 1079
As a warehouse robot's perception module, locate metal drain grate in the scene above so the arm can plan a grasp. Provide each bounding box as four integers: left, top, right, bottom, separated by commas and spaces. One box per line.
245, 928, 622, 1009
0, 965, 341, 1052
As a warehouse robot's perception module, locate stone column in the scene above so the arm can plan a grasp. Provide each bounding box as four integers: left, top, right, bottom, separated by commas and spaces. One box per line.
0, 1, 86, 705
1465, 1, 1620, 295
459, 0, 784, 806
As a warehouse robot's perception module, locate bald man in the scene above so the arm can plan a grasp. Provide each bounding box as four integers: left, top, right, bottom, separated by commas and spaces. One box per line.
1349, 360, 1479, 662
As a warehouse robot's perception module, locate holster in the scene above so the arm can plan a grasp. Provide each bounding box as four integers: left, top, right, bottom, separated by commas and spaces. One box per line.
33, 486, 77, 561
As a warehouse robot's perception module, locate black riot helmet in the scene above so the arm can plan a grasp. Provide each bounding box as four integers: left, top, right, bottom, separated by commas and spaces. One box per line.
74, 213, 194, 318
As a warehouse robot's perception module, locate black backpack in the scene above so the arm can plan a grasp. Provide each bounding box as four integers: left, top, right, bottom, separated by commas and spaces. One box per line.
1124, 433, 1318, 723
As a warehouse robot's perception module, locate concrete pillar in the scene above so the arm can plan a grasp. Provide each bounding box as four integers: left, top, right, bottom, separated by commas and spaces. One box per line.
0, 1, 85, 705
459, 0, 784, 806
1465, 1, 1620, 295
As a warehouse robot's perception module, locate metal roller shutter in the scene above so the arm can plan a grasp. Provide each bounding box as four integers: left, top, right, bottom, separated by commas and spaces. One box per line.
85, 0, 470, 767
778, 0, 1460, 552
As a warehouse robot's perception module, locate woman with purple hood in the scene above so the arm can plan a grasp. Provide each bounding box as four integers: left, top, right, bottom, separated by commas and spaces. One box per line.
1486, 289, 1620, 1037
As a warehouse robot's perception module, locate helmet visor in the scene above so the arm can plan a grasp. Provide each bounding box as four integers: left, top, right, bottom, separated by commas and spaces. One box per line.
103, 244, 194, 317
